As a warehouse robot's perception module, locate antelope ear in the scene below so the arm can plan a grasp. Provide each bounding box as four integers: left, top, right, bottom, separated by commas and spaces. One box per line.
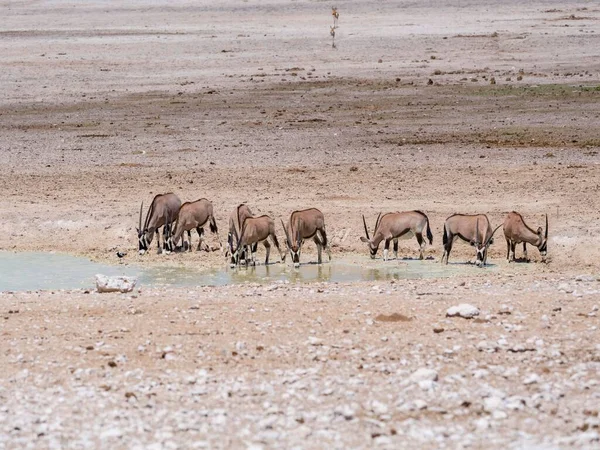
360, 236, 369, 243
470, 240, 477, 247
537, 227, 543, 235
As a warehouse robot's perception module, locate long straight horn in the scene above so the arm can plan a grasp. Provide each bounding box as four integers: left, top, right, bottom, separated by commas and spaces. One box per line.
485, 224, 503, 246
545, 214, 548, 239
281, 219, 291, 247
374, 213, 382, 233
475, 218, 480, 244
138, 202, 144, 231
296, 219, 303, 247
362, 215, 370, 240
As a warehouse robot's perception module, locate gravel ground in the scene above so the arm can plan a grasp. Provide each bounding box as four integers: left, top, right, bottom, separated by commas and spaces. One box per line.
1, 0, 600, 448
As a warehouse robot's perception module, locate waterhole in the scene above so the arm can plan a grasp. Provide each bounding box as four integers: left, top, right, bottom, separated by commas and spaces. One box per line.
0, 251, 489, 292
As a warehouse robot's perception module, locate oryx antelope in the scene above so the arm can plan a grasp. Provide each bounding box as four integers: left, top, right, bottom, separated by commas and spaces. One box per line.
226, 204, 257, 267
441, 214, 502, 266
137, 193, 181, 255
281, 208, 331, 268
360, 210, 433, 261
165, 198, 219, 252
503, 211, 548, 262
332, 6, 339, 27
232, 215, 285, 266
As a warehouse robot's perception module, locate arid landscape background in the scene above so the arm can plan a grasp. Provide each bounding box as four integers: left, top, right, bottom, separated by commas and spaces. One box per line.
1, 0, 600, 448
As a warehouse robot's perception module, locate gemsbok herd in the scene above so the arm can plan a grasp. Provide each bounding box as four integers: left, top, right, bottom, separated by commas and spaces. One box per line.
137, 193, 549, 268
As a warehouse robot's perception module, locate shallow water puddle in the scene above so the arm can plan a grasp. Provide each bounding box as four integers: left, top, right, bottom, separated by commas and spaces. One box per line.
0, 251, 138, 291
0, 251, 489, 292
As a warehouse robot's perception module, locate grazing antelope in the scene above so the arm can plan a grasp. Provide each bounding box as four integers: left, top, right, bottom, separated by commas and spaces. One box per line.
441, 214, 502, 266
226, 204, 257, 267
166, 198, 219, 252
137, 193, 181, 255
361, 211, 433, 261
281, 208, 331, 268
332, 6, 339, 28
232, 215, 285, 266
503, 211, 548, 262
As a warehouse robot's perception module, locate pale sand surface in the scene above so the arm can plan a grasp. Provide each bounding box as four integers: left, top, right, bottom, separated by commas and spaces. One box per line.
1, 0, 600, 447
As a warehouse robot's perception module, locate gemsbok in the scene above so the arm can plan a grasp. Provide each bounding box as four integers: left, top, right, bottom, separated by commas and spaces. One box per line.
503, 211, 548, 262
137, 193, 181, 255
441, 214, 501, 266
226, 204, 257, 267
281, 208, 331, 267
166, 198, 219, 253
232, 215, 285, 266
361, 211, 433, 261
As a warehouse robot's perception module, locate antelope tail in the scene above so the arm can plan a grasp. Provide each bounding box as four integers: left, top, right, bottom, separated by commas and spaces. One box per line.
426, 217, 433, 245
442, 224, 448, 246
209, 215, 218, 234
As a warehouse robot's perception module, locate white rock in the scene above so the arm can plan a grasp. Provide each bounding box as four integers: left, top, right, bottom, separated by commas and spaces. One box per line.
446, 304, 480, 319
409, 368, 439, 383
575, 274, 597, 282
371, 400, 389, 416
483, 396, 504, 413
523, 374, 540, 385
95, 274, 137, 293
477, 341, 499, 353
418, 379, 436, 391
492, 410, 508, 420
413, 399, 428, 410
475, 418, 490, 430
558, 283, 573, 293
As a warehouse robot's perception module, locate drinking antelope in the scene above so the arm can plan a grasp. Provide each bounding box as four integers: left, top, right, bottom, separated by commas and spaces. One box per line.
281, 208, 331, 267
503, 211, 548, 262
361, 210, 433, 261
166, 198, 219, 252
137, 193, 181, 255
441, 214, 501, 266
232, 215, 285, 266
226, 204, 257, 267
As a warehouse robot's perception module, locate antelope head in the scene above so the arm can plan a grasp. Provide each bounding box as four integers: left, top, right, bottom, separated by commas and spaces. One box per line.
227, 231, 243, 268
360, 213, 381, 259
163, 213, 173, 254
538, 214, 548, 260
231, 225, 247, 267
472, 219, 502, 267
137, 202, 149, 255
282, 219, 303, 267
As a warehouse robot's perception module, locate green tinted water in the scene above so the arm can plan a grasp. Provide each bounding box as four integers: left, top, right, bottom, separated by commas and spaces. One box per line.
0, 251, 484, 292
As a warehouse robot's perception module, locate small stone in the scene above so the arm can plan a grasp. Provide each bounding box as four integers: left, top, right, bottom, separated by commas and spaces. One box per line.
558, 283, 573, 293
477, 341, 499, 353
483, 396, 504, 413
307, 336, 323, 346
413, 399, 428, 410
575, 274, 596, 282
523, 374, 540, 385
446, 304, 480, 319
410, 368, 438, 383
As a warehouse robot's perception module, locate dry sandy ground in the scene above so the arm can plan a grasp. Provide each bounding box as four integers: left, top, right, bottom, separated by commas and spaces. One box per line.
1, 0, 600, 448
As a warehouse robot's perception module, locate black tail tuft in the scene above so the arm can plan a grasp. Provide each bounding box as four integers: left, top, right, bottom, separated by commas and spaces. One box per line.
426, 217, 433, 245
442, 224, 448, 246
209, 215, 218, 234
